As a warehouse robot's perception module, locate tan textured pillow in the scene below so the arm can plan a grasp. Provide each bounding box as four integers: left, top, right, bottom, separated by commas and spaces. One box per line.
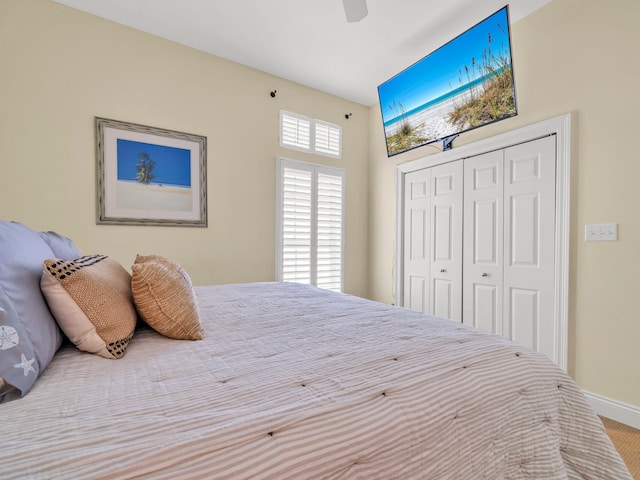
131, 254, 202, 340
40, 255, 137, 359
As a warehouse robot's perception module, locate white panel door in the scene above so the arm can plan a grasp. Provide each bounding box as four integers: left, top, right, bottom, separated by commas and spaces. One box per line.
463, 136, 557, 360
503, 136, 556, 359
430, 161, 463, 322
403, 168, 430, 313
397, 115, 570, 368
463, 150, 504, 333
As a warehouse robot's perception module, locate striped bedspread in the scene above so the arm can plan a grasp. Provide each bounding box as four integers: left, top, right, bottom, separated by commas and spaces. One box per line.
1, 282, 632, 479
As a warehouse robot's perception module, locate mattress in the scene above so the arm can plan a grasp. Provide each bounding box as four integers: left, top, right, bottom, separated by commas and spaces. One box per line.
0, 282, 632, 479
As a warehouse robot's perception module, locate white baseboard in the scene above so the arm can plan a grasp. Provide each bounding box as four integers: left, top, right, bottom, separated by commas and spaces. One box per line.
584, 390, 640, 430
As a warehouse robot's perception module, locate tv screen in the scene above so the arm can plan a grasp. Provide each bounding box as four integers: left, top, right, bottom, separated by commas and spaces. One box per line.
377, 6, 517, 156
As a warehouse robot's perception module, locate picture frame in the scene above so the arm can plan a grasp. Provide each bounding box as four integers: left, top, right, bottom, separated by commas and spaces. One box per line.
95, 117, 207, 227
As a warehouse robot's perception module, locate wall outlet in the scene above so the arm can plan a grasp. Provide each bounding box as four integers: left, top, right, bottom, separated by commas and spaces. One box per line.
585, 224, 618, 241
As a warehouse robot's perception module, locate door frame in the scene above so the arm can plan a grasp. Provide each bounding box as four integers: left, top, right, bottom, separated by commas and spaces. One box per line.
395, 113, 571, 370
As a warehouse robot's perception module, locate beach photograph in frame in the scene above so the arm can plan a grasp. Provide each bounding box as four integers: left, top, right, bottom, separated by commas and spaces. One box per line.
377, 6, 517, 156
96, 117, 207, 227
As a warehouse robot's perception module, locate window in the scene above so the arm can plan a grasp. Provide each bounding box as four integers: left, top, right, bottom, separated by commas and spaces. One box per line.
280, 111, 311, 151
276, 158, 345, 292
280, 111, 342, 159
315, 120, 341, 157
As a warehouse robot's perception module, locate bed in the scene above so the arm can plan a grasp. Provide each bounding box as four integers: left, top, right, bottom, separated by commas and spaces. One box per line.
0, 222, 632, 479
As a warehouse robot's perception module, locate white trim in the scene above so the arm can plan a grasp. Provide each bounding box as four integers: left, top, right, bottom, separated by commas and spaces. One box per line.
584, 390, 640, 430
395, 113, 571, 370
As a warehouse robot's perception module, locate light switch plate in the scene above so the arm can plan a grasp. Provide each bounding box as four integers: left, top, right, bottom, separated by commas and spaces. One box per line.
585, 224, 618, 241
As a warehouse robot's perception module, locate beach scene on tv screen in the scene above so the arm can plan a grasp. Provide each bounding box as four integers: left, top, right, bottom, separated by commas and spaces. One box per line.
378, 7, 516, 156
116, 139, 193, 212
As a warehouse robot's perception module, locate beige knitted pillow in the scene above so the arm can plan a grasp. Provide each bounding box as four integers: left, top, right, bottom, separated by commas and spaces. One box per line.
131, 255, 202, 340
40, 255, 136, 359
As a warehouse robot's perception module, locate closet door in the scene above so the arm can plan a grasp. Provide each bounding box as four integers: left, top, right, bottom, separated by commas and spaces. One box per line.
429, 161, 463, 322
403, 168, 431, 313
463, 136, 557, 360
397, 118, 569, 368
402, 161, 463, 320
462, 150, 504, 333
503, 136, 556, 357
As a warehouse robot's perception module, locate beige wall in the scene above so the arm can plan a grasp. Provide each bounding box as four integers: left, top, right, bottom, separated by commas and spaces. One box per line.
0, 0, 369, 297
368, 0, 640, 408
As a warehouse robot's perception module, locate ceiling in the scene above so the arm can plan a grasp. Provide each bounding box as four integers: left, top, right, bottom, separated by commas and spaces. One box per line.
52, 0, 552, 107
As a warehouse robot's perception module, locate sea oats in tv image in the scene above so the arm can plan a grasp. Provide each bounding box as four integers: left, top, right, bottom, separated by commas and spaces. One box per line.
116, 139, 193, 212
378, 6, 517, 156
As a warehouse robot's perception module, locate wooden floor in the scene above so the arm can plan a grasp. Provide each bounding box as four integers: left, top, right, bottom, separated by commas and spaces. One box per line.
602, 417, 640, 479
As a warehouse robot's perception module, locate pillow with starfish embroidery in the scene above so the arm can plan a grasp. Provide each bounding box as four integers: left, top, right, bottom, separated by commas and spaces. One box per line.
0, 288, 38, 403
0, 221, 63, 403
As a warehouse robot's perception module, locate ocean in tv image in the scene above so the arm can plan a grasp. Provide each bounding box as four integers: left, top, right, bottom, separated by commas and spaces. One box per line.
116, 139, 193, 212
378, 6, 516, 156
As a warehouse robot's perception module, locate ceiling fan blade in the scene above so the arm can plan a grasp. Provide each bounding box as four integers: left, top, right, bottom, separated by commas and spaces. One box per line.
343, 0, 368, 23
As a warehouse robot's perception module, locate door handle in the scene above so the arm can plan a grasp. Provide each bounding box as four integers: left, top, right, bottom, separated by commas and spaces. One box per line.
440, 269, 446, 273
481, 273, 488, 277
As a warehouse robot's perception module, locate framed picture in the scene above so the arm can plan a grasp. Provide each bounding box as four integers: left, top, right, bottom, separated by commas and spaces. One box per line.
95, 117, 207, 227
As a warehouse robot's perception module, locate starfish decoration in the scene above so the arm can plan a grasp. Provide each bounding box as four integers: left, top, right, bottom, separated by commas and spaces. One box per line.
14, 354, 36, 376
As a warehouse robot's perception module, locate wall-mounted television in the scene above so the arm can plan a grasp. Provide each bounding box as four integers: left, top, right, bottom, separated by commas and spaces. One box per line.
377, 5, 517, 156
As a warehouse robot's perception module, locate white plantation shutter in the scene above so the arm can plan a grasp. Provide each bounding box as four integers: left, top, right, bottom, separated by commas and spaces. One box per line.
316, 172, 343, 291
280, 111, 342, 159
281, 167, 312, 284
280, 111, 311, 151
315, 121, 342, 158
277, 159, 345, 292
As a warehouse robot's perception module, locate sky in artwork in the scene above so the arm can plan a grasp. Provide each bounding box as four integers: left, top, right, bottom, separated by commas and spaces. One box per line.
117, 139, 191, 187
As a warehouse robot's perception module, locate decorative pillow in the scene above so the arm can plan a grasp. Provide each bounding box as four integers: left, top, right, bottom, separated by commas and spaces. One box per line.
38, 230, 82, 260
131, 254, 202, 340
0, 288, 37, 403
0, 221, 63, 402
40, 255, 137, 359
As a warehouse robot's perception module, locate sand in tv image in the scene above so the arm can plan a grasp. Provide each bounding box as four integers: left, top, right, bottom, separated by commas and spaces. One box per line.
378, 6, 516, 156
116, 139, 192, 212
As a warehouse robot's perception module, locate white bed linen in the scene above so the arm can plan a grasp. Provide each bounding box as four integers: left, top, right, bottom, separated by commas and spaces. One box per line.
0, 282, 632, 479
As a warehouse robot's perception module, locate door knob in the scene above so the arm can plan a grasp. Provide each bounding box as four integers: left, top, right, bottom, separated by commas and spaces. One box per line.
440, 269, 446, 273
482, 273, 488, 277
